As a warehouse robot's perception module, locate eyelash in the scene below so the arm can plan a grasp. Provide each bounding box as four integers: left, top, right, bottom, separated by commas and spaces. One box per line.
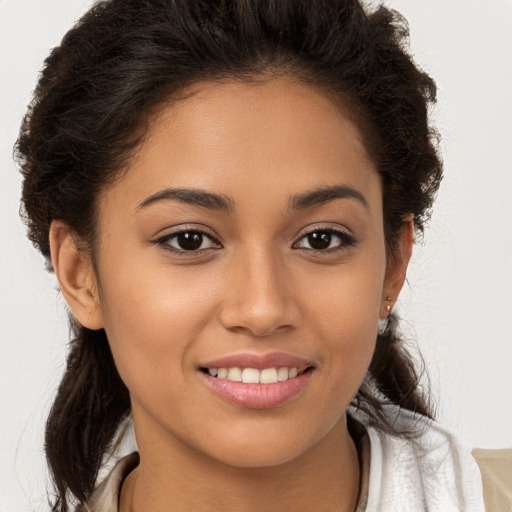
153, 228, 221, 255
153, 226, 357, 256
293, 227, 357, 253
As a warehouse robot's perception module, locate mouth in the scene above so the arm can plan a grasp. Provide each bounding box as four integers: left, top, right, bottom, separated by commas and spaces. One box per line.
199, 365, 314, 383
198, 353, 315, 409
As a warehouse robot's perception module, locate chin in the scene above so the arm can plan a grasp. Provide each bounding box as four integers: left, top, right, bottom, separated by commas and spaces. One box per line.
190, 417, 338, 470
206, 439, 310, 469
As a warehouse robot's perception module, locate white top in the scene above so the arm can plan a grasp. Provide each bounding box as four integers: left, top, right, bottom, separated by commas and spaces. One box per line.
79, 406, 486, 512
349, 406, 486, 512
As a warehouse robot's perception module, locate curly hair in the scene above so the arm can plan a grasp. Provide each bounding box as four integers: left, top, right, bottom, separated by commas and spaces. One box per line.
16, 0, 442, 509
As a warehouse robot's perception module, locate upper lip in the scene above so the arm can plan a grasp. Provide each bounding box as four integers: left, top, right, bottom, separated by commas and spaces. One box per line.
199, 352, 313, 372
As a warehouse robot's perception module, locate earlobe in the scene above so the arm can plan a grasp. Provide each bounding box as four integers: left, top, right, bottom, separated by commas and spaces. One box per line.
49, 221, 104, 330
381, 216, 414, 318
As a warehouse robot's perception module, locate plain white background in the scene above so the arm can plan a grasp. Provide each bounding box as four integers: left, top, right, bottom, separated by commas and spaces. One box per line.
1, 0, 511, 510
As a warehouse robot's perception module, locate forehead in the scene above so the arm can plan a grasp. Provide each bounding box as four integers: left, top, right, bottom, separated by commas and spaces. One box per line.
104, 77, 381, 214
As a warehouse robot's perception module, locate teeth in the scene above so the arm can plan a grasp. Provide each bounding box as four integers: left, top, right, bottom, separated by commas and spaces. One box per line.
277, 367, 289, 381
260, 368, 278, 384
208, 366, 302, 383
242, 368, 260, 383
227, 367, 242, 382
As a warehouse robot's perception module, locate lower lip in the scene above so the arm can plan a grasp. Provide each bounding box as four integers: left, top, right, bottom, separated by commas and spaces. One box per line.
200, 370, 312, 409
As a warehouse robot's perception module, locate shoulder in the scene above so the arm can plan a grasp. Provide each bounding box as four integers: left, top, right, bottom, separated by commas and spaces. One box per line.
350, 405, 486, 512
77, 452, 139, 512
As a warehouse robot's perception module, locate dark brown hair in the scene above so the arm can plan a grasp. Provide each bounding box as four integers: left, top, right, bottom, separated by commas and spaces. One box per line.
16, 0, 442, 509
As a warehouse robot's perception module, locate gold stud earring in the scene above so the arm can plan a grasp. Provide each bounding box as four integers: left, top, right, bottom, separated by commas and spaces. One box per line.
378, 297, 393, 335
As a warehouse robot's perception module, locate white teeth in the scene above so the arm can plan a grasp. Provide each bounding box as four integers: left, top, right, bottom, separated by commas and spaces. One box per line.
242, 368, 260, 384
208, 366, 302, 383
227, 367, 242, 382
260, 368, 278, 384
277, 367, 289, 381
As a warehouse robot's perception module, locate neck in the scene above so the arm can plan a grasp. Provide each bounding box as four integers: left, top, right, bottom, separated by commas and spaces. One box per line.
120, 415, 360, 512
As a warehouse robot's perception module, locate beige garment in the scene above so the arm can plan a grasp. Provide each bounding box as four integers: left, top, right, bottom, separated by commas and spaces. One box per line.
473, 448, 512, 512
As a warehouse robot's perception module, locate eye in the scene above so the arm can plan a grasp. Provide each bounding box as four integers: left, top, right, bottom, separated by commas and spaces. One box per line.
155, 229, 221, 253
294, 228, 356, 252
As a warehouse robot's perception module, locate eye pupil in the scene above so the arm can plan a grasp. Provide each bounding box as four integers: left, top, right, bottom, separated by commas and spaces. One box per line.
308, 231, 331, 250
177, 232, 203, 250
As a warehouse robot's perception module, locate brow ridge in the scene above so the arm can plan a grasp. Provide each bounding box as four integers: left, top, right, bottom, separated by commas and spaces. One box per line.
138, 188, 234, 211
138, 184, 367, 213
290, 184, 369, 210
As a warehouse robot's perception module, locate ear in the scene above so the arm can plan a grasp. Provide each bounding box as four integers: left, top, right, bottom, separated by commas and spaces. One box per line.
380, 216, 414, 318
49, 221, 104, 330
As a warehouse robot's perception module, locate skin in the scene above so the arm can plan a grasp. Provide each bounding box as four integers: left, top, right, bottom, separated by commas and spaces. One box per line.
50, 77, 413, 511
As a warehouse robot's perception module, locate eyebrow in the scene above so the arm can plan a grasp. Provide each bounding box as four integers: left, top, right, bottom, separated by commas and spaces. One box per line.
138, 188, 234, 211
289, 184, 369, 211
137, 183, 368, 213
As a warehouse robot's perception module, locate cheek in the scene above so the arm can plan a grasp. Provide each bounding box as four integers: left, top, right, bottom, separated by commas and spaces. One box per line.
308, 321, 376, 443
96, 255, 221, 399
317, 298, 377, 380
304, 259, 383, 389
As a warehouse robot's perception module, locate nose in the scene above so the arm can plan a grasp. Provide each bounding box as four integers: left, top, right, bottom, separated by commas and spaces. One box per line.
219, 248, 302, 337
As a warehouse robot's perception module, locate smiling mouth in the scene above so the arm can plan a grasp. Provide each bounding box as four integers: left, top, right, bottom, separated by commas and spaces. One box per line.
200, 366, 314, 384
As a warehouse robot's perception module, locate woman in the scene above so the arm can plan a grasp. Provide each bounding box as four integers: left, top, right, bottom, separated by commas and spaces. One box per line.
15, 0, 487, 510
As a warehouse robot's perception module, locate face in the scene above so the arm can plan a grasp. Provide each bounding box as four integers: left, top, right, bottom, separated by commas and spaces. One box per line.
91, 78, 393, 468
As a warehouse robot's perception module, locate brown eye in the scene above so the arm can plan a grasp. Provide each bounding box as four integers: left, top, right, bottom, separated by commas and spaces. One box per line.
157, 230, 220, 253
307, 232, 332, 250
176, 232, 203, 250
294, 229, 356, 252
